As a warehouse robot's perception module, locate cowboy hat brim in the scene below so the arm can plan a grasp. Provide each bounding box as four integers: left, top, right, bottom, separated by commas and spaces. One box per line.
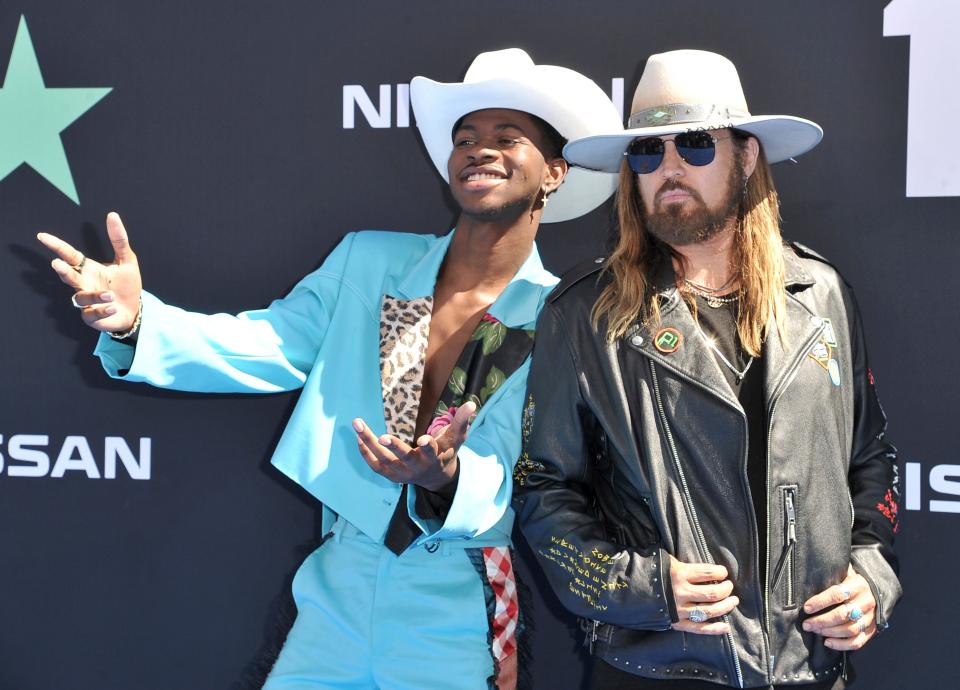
564, 115, 823, 172
411, 66, 622, 223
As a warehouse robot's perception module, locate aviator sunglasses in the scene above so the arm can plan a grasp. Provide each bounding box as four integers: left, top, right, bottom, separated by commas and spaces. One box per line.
624, 131, 734, 174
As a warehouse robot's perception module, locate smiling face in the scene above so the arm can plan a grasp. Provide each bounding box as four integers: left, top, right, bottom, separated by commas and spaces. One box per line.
636, 129, 759, 247
446, 108, 566, 225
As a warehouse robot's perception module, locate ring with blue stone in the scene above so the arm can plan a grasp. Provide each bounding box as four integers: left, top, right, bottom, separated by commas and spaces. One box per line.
848, 607, 864, 622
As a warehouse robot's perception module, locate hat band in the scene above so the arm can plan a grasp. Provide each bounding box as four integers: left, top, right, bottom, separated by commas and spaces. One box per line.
627, 103, 751, 129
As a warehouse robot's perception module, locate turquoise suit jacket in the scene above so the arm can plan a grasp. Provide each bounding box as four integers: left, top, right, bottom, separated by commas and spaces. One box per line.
94, 230, 558, 549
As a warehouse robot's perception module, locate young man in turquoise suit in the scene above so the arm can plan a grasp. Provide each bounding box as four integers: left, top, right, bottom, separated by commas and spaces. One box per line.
38, 49, 621, 689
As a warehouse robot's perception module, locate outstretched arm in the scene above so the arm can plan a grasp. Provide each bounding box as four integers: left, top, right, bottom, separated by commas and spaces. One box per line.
39, 213, 356, 394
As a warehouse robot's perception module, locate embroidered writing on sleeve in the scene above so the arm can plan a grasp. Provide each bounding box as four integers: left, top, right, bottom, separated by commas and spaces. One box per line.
538, 536, 627, 612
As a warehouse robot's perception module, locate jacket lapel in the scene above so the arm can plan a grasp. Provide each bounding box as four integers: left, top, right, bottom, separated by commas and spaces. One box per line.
626, 290, 740, 407
379, 294, 433, 444
762, 252, 823, 404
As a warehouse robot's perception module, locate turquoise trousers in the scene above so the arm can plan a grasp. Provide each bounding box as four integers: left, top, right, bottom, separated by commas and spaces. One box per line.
263, 519, 497, 690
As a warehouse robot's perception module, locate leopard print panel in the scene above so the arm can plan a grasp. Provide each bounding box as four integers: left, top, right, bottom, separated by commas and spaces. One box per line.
379, 295, 433, 444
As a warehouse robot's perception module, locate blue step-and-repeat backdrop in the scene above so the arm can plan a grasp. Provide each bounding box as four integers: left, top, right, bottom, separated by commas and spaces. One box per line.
1, 1, 956, 688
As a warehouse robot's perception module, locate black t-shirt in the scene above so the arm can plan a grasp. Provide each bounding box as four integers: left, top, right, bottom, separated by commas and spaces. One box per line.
692, 294, 768, 584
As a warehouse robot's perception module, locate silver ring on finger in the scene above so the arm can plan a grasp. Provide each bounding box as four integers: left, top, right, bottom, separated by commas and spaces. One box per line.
72, 255, 86, 273
688, 607, 709, 623
858, 619, 866, 635
839, 586, 851, 601
70, 293, 84, 309
848, 607, 863, 622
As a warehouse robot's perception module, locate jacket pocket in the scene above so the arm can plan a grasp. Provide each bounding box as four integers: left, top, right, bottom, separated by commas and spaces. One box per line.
771, 485, 799, 609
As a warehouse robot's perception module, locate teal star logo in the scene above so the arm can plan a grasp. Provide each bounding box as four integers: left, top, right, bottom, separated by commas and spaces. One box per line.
0, 16, 111, 204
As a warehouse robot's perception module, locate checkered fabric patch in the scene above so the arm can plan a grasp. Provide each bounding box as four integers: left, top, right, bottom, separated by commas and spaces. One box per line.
482, 546, 519, 661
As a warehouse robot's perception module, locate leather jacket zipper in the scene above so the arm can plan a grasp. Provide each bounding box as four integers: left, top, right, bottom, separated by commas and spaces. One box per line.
763, 319, 825, 681
650, 361, 745, 688
771, 488, 798, 607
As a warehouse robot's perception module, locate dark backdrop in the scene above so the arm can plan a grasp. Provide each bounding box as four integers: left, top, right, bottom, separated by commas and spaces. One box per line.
1, 1, 954, 689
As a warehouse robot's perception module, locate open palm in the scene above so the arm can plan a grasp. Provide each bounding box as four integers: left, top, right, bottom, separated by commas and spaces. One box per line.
38, 212, 143, 333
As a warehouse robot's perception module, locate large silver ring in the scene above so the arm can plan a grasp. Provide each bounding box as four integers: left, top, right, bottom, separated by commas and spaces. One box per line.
70, 293, 84, 309
72, 255, 86, 273
848, 607, 863, 622
688, 607, 709, 623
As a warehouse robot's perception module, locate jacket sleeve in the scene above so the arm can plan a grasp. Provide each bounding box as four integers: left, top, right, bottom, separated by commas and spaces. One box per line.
93, 233, 357, 393
513, 303, 674, 629
407, 359, 530, 541
845, 287, 902, 630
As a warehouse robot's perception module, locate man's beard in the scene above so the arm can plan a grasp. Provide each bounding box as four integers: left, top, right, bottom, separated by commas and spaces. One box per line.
642, 158, 743, 247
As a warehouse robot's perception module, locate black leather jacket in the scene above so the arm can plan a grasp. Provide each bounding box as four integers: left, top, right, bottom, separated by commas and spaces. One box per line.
514, 244, 901, 688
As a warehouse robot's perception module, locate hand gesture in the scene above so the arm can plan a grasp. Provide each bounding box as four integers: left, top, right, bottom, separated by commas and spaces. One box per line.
669, 556, 740, 635
802, 565, 877, 650
37, 212, 142, 333
353, 402, 476, 492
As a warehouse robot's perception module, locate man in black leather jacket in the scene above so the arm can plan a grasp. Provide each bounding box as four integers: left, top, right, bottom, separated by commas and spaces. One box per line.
514, 50, 901, 689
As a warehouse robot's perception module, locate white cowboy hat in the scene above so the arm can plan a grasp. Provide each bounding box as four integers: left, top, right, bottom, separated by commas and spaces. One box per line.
411, 48, 622, 223
564, 49, 824, 172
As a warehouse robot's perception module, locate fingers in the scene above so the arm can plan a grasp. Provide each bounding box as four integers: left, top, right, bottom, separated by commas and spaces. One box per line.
106, 212, 135, 263
353, 419, 400, 480
804, 595, 875, 633
681, 561, 729, 584
670, 557, 731, 598
80, 303, 119, 324
803, 569, 870, 615
681, 579, 735, 603
667, 556, 738, 636
433, 401, 475, 456
71, 290, 115, 308
678, 596, 740, 623
37, 232, 84, 266
803, 582, 853, 615
415, 433, 442, 458
672, 596, 738, 635
50, 258, 85, 289
816, 613, 875, 640
818, 619, 876, 651
352, 419, 428, 485
450, 401, 475, 439
803, 569, 877, 650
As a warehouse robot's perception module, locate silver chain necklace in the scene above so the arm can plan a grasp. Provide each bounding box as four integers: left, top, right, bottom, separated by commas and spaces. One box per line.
683, 278, 739, 308
696, 328, 754, 381
684, 274, 737, 293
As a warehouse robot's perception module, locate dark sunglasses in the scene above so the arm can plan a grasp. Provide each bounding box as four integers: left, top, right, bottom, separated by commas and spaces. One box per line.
624, 131, 732, 174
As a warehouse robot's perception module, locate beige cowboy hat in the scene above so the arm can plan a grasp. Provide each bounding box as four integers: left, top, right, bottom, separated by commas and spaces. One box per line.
564, 49, 823, 172
411, 48, 622, 223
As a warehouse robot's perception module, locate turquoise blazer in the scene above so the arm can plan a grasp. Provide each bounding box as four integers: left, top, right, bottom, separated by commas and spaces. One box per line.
94, 230, 558, 548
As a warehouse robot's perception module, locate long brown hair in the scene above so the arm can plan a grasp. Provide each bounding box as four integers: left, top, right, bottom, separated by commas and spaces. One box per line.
591, 136, 787, 356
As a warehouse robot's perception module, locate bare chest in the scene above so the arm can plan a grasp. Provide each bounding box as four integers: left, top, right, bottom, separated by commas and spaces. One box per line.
415, 298, 490, 436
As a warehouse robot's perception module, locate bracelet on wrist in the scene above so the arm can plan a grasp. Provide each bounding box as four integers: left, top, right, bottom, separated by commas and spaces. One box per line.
109, 296, 143, 341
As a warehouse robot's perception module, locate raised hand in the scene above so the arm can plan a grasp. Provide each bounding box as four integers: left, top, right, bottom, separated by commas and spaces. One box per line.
669, 556, 740, 635
802, 565, 877, 650
353, 402, 476, 492
37, 212, 142, 333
